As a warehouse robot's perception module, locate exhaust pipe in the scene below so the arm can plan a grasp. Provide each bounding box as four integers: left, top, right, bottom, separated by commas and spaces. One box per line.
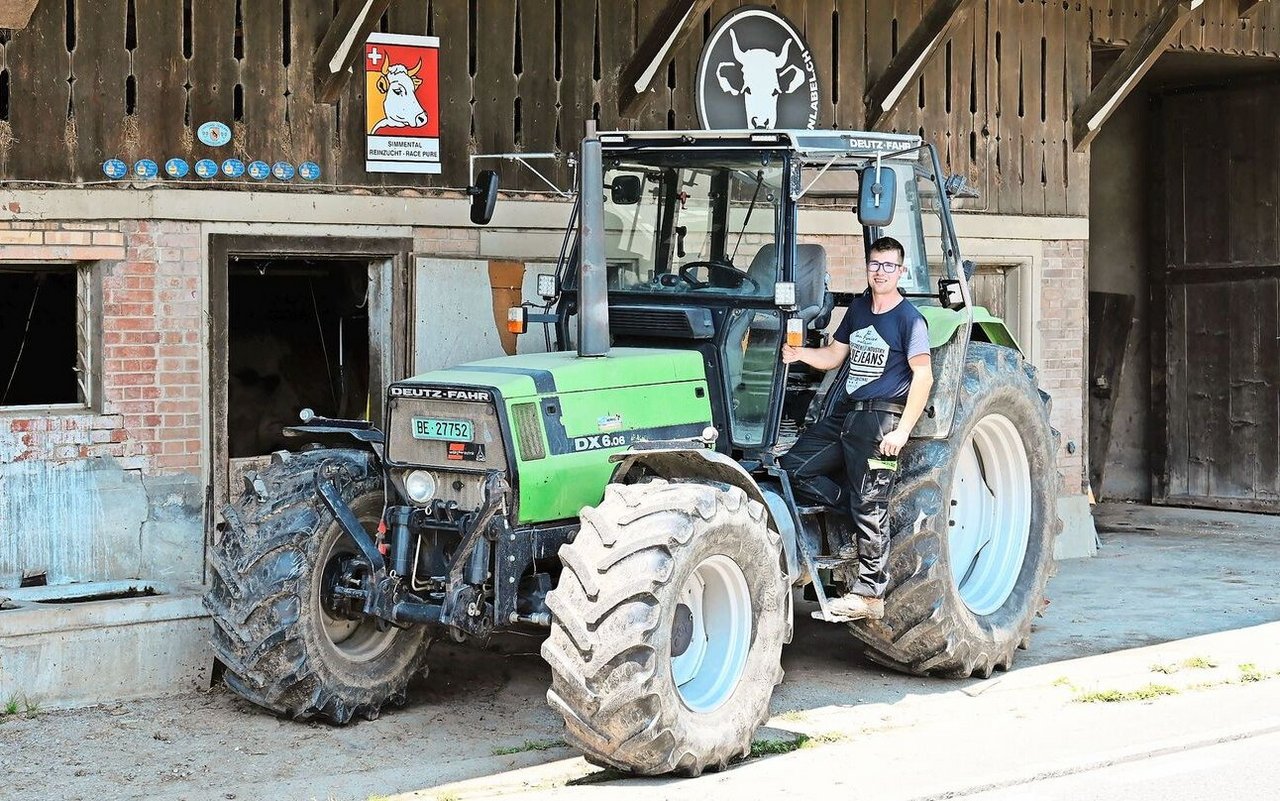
577, 120, 610, 358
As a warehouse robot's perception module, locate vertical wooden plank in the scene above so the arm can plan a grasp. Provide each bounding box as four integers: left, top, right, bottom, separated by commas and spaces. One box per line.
72, 0, 131, 174
240, 0, 287, 166
864, 0, 895, 127
5, 0, 73, 181
668, 0, 704, 129
473, 0, 517, 156
188, 0, 239, 160
834, 0, 867, 129
922, 3, 952, 163
1202, 283, 1233, 499
1043, 1, 1068, 216
433, 0, 473, 187
887, 0, 924, 134
132, 1, 186, 166
805, 0, 837, 128
387, 0, 430, 33
995, 0, 1024, 213
518, 0, 560, 153
1227, 281, 1262, 500
560, 0, 598, 138
285, 0, 336, 177
597, 0, 636, 131
1064, 1, 1090, 216
1163, 283, 1189, 498
633, 0, 676, 130
1018, 0, 1044, 216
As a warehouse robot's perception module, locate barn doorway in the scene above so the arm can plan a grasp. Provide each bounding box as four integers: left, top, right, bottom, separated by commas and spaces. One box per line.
209, 235, 412, 513
1088, 51, 1280, 513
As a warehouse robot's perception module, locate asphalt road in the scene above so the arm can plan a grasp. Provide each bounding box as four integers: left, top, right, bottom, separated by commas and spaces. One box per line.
958, 732, 1280, 801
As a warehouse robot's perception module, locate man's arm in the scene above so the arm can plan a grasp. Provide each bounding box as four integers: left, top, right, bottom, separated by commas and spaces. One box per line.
879, 354, 932, 457
781, 340, 850, 370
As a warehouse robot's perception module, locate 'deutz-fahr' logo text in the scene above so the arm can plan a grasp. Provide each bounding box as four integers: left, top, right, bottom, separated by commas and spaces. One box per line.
696, 7, 820, 130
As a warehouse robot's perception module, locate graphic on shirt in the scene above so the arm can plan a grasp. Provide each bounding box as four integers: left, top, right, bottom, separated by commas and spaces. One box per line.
845, 325, 890, 395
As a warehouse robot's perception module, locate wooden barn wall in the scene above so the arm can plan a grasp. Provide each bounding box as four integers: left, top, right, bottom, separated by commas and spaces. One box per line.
0, 0, 1276, 216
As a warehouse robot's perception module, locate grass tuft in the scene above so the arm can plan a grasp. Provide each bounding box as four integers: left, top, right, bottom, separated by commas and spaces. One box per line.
1074, 684, 1180, 703
491, 738, 564, 756
1239, 664, 1265, 683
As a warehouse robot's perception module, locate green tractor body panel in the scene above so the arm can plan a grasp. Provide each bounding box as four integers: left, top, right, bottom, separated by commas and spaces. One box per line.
402, 348, 713, 524
919, 305, 1020, 353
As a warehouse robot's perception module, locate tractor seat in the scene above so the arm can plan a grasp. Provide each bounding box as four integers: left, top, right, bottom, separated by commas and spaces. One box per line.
747, 244, 835, 329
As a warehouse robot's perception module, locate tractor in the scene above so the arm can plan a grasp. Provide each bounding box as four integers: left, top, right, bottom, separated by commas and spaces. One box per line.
206, 124, 1060, 776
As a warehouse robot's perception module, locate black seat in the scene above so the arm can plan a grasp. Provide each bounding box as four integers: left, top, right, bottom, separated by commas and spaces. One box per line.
746, 244, 835, 329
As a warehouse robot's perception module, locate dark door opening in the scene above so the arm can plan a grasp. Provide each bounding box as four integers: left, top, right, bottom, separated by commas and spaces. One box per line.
227, 257, 370, 459
0, 264, 82, 407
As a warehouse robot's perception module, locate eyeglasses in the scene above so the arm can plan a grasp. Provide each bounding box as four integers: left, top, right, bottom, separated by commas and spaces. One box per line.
867, 260, 902, 273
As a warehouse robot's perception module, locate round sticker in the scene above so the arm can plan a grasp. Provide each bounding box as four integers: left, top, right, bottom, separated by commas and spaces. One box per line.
133, 159, 159, 179
271, 161, 296, 181
247, 161, 271, 180
221, 158, 246, 178
298, 161, 321, 181
103, 159, 128, 180
197, 121, 232, 147
164, 158, 190, 178
195, 159, 219, 179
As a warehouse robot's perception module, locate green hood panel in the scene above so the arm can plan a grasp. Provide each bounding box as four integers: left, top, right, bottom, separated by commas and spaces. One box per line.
398, 348, 713, 524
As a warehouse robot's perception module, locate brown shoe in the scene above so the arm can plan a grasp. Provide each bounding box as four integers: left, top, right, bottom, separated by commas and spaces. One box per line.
813, 594, 884, 622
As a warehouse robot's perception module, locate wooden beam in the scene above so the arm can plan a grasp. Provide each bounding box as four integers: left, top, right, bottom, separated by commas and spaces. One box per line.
0, 0, 41, 29
617, 0, 716, 118
1071, 0, 1204, 152
864, 0, 974, 130
314, 0, 395, 104
1239, 0, 1268, 19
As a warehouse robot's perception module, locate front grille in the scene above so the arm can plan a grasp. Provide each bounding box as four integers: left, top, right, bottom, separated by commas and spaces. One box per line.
512, 402, 546, 461
610, 306, 714, 339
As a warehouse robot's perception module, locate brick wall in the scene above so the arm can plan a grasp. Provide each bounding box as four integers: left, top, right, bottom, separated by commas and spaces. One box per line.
0, 220, 203, 476
1039, 239, 1088, 496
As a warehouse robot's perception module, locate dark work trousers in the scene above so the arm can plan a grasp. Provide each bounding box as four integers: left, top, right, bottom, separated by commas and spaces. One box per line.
779, 407, 901, 598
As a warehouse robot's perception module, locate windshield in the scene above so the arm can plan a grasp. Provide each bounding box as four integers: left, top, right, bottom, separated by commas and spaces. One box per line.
599, 154, 785, 299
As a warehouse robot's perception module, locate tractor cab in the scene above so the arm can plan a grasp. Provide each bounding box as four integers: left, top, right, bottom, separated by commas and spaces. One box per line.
512, 129, 973, 457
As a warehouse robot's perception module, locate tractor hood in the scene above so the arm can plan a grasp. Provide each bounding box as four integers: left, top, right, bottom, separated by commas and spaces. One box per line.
398, 348, 708, 399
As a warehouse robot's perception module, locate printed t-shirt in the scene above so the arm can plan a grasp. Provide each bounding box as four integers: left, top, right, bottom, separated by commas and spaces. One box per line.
832, 293, 930, 402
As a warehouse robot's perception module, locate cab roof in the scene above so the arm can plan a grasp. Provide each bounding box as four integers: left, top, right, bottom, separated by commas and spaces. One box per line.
597, 129, 924, 163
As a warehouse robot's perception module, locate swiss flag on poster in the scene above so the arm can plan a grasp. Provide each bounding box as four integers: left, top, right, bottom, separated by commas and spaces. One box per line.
364, 33, 442, 174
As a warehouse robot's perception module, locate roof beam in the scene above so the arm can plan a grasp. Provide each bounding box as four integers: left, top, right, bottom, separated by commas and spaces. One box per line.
1239, 0, 1268, 19
314, 0, 395, 105
618, 0, 717, 118
864, 0, 975, 130
1072, 0, 1204, 152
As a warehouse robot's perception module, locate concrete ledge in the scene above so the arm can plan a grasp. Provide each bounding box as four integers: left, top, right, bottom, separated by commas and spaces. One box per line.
1055, 495, 1100, 560
0, 581, 211, 709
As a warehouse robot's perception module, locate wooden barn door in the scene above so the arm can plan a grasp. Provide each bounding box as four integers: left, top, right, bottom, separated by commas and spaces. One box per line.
1153, 83, 1280, 513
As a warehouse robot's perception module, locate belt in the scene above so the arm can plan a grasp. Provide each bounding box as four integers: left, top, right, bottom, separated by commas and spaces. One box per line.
846, 399, 906, 415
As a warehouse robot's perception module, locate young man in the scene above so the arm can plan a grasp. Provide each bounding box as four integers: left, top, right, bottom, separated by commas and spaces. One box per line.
780, 236, 933, 621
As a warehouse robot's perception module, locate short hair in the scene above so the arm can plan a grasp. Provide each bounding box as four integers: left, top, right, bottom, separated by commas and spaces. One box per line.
868, 236, 905, 264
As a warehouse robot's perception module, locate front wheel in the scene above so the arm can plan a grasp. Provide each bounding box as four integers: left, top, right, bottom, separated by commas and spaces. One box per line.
542, 479, 788, 776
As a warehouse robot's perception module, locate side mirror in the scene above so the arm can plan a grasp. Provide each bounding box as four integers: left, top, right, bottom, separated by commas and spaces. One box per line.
468, 170, 499, 225
609, 175, 642, 205
857, 164, 896, 227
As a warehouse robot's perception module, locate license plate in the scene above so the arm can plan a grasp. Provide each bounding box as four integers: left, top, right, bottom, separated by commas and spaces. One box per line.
411, 417, 473, 442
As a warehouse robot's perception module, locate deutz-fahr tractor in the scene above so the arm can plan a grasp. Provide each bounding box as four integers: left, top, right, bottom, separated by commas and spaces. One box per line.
206, 124, 1060, 776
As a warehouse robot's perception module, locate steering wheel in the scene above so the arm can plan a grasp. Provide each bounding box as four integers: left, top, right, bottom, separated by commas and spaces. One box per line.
678, 260, 760, 292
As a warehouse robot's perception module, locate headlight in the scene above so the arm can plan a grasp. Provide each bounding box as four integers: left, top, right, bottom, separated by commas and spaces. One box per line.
404, 470, 437, 503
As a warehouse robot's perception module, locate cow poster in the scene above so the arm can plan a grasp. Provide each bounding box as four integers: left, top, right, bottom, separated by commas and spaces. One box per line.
364, 32, 441, 174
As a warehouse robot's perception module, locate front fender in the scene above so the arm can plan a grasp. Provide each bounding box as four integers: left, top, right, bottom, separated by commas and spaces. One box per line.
607, 446, 778, 533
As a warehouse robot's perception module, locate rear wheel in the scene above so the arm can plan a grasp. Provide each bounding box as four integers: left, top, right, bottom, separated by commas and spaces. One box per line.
205, 449, 430, 722
543, 479, 788, 776
848, 343, 1061, 678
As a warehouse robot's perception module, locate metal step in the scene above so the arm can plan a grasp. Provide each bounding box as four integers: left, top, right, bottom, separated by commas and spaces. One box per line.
813, 555, 856, 571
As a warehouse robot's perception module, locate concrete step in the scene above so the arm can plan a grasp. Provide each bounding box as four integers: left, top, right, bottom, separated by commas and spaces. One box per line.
0, 580, 212, 710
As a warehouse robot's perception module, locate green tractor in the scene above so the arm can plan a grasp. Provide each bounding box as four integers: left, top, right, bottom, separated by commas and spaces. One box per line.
206, 125, 1060, 776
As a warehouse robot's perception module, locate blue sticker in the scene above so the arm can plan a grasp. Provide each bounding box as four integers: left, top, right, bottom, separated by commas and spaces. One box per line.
299, 161, 321, 181
164, 158, 190, 179
195, 159, 219, 179
247, 160, 271, 180
197, 121, 232, 148
271, 161, 296, 181
133, 159, 159, 179
103, 159, 128, 180
221, 158, 246, 178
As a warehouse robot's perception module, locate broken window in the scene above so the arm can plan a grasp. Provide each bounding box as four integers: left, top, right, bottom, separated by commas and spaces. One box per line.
0, 263, 93, 408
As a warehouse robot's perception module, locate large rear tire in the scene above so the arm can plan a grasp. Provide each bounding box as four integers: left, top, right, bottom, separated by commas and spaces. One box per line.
205, 449, 430, 723
542, 479, 789, 776
848, 343, 1061, 678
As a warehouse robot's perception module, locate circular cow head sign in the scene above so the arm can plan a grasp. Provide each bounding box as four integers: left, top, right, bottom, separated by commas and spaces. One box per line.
696, 7, 820, 130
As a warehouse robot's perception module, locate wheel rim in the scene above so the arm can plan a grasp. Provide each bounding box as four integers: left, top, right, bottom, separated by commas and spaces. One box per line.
315, 499, 399, 663
948, 413, 1033, 616
669, 554, 752, 713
